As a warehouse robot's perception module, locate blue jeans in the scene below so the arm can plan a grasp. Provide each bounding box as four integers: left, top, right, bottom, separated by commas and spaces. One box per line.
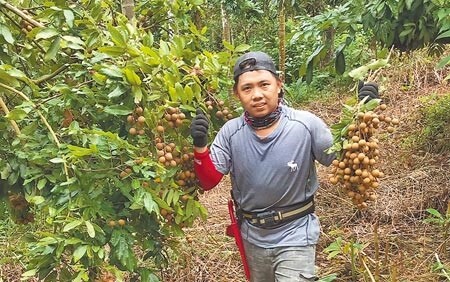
243, 240, 317, 282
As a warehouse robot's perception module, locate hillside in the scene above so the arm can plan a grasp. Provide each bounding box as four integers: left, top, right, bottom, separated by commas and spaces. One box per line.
163, 54, 450, 282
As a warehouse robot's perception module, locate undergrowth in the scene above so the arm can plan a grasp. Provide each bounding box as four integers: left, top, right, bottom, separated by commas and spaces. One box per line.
414, 92, 450, 153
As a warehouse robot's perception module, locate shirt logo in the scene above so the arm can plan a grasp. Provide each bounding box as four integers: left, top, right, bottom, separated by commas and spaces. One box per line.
287, 160, 298, 172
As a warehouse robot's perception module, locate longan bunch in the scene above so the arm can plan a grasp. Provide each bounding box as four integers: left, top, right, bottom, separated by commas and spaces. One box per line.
155, 140, 179, 167
163, 106, 186, 128
175, 161, 197, 188
127, 106, 146, 136
205, 99, 234, 122
329, 103, 399, 209
8, 193, 34, 224
119, 167, 133, 179
19, 10, 34, 34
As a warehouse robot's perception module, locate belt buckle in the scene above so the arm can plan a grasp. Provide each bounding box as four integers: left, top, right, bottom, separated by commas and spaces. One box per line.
256, 210, 281, 226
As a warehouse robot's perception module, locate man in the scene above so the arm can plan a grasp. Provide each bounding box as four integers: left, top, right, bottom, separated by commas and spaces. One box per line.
190, 51, 378, 282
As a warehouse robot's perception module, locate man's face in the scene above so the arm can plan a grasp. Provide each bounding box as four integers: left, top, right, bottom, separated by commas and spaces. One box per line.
234, 70, 282, 118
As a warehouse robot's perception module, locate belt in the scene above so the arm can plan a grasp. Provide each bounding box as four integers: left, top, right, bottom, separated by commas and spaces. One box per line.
240, 197, 315, 228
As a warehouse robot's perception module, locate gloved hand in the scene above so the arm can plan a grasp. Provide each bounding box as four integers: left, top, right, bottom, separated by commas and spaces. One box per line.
190, 109, 209, 147
358, 81, 380, 102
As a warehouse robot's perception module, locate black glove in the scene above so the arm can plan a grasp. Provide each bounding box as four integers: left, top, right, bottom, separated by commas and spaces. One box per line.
190, 109, 209, 147
358, 81, 380, 102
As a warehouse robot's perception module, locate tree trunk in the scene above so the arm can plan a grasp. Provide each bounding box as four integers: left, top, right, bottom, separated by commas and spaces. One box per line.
278, 4, 286, 82
121, 0, 135, 20
322, 27, 335, 67
221, 2, 232, 45
192, 8, 202, 31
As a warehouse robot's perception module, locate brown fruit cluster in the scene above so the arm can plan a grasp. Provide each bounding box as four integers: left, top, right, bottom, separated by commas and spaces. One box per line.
205, 100, 234, 122
8, 193, 34, 224
119, 167, 133, 179
127, 106, 146, 136
329, 104, 399, 209
154, 138, 197, 186
162, 106, 186, 129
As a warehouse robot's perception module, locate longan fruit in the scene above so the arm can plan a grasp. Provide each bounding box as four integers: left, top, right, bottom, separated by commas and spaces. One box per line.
129, 127, 137, 135
137, 116, 146, 123
135, 107, 144, 114
156, 125, 165, 132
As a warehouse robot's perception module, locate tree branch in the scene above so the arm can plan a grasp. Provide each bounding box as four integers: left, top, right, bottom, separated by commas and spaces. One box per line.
0, 82, 70, 180
0, 0, 44, 28
0, 95, 21, 135
33, 64, 70, 85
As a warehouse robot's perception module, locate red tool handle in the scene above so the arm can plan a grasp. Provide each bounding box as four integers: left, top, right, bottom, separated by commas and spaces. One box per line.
227, 199, 251, 280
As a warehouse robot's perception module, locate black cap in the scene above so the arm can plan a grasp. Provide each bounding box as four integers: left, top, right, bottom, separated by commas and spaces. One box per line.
233, 51, 278, 81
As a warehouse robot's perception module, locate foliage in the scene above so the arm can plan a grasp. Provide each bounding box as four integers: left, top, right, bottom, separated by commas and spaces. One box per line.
432, 253, 450, 280
424, 203, 450, 238
416, 93, 450, 153
0, 0, 247, 280
323, 236, 371, 280
361, 0, 450, 51
290, 2, 364, 84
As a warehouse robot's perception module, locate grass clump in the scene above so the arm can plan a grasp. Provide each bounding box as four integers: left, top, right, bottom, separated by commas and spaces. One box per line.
417, 93, 450, 153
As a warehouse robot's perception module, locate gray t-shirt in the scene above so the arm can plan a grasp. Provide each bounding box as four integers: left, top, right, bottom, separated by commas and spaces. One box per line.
210, 105, 334, 248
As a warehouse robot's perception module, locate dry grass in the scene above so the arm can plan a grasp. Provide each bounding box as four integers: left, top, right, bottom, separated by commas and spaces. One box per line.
163, 51, 450, 282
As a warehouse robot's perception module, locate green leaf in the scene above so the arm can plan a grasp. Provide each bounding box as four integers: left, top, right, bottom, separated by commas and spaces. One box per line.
143, 193, 157, 214
305, 61, 313, 84
36, 28, 59, 40
108, 25, 126, 47
100, 66, 123, 78
44, 37, 61, 61
223, 41, 234, 51
63, 219, 83, 232
49, 157, 65, 163
108, 85, 127, 98
62, 36, 84, 46
73, 245, 87, 262
0, 24, 14, 44
427, 208, 443, 219
335, 51, 346, 75
29, 196, 45, 205
437, 55, 450, 69
184, 85, 194, 103
5, 109, 27, 121
436, 30, 450, 40
147, 94, 161, 101
37, 178, 47, 190
185, 198, 194, 217
235, 44, 251, 53
85, 221, 95, 238
168, 86, 177, 102
63, 10, 75, 28
175, 82, 186, 104
159, 40, 170, 56
124, 68, 142, 86
98, 46, 127, 56
67, 145, 96, 157
132, 85, 143, 103
103, 105, 133, 116
22, 269, 37, 277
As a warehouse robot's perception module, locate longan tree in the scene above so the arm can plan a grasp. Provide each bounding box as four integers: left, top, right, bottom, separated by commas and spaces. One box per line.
0, 0, 246, 280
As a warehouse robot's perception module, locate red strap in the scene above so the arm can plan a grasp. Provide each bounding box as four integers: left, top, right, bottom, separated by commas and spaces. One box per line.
194, 149, 223, 190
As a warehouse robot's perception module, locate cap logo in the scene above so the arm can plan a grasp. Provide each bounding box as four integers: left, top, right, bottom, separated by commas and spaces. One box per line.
239, 57, 257, 71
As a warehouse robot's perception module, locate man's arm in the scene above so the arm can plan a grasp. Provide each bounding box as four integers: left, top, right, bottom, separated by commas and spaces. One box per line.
190, 110, 224, 190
